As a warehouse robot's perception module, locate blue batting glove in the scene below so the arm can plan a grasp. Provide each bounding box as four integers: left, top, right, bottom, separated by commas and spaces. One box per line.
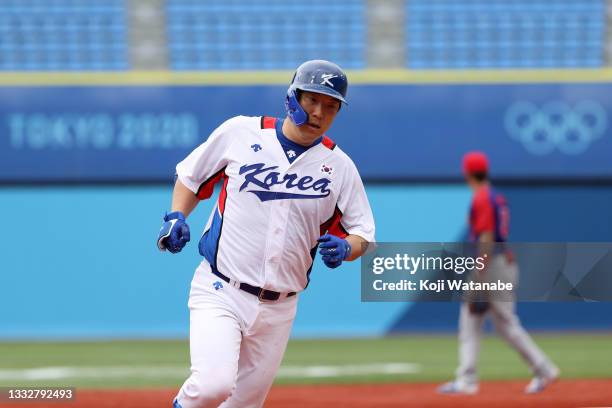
157, 211, 190, 254
317, 234, 352, 269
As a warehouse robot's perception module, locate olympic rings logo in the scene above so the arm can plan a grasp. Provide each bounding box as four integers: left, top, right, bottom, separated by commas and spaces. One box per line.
504, 101, 607, 155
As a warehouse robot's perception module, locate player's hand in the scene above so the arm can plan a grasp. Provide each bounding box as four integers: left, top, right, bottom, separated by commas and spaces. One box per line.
157, 211, 190, 253
317, 234, 352, 269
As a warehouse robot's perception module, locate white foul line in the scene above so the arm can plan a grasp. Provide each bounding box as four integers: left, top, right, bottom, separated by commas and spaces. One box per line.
0, 363, 420, 381
278, 363, 421, 378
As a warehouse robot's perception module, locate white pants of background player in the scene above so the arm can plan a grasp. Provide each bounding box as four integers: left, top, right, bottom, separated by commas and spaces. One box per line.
174, 262, 298, 408
456, 255, 556, 385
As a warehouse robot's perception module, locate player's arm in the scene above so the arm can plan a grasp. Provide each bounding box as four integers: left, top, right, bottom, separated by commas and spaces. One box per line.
157, 117, 238, 253
318, 159, 375, 268
476, 231, 494, 273
478, 231, 494, 252
471, 193, 496, 269
345, 234, 368, 261
171, 179, 199, 217
466, 230, 495, 315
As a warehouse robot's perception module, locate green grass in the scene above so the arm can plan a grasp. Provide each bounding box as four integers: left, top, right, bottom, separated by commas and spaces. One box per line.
0, 334, 610, 389
281, 334, 612, 384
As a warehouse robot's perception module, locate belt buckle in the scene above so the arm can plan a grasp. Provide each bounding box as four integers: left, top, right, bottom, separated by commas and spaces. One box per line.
258, 289, 281, 302
258, 289, 272, 302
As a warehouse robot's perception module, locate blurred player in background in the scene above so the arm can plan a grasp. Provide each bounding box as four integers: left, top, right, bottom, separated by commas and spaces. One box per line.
438, 151, 559, 395
156, 60, 375, 408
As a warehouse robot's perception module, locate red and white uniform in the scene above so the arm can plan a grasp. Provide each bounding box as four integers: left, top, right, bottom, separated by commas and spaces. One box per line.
174, 115, 375, 408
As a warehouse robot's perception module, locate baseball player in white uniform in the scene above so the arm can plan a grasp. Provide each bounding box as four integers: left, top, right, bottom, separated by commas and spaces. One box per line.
157, 60, 375, 408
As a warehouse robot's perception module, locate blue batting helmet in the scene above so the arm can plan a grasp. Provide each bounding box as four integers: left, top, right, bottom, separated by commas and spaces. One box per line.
285, 60, 348, 126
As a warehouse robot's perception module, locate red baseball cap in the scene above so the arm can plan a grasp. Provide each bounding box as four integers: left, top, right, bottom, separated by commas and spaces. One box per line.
462, 151, 489, 174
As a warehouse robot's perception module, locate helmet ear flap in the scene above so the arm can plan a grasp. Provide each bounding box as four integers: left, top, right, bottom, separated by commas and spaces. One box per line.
285, 87, 308, 126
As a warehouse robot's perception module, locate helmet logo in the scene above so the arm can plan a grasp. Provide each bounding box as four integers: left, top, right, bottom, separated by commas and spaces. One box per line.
320, 73, 338, 87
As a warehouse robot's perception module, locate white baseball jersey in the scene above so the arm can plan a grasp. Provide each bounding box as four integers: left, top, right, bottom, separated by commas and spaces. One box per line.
176, 115, 375, 293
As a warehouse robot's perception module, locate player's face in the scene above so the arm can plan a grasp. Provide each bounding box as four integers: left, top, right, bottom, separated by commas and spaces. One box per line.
465, 174, 475, 189
298, 91, 341, 139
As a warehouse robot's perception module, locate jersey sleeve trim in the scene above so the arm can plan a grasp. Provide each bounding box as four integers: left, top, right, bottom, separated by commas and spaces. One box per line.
322, 135, 336, 150
320, 205, 349, 238
199, 171, 229, 267
196, 167, 227, 200
218, 174, 230, 213
261, 116, 277, 129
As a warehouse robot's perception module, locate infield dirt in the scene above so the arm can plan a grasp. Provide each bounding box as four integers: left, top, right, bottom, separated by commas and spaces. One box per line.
2, 379, 611, 408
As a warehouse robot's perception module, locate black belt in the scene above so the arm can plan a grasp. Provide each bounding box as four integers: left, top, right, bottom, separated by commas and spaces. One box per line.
211, 266, 296, 302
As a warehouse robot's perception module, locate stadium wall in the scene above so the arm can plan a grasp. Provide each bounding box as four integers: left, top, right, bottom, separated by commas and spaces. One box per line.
3, 72, 612, 182
1, 184, 612, 339
1, 75, 611, 339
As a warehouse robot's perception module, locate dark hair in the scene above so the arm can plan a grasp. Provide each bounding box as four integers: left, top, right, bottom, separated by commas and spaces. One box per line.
470, 171, 488, 182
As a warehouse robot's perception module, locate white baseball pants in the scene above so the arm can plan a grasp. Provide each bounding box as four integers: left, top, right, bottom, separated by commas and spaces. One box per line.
175, 262, 298, 408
